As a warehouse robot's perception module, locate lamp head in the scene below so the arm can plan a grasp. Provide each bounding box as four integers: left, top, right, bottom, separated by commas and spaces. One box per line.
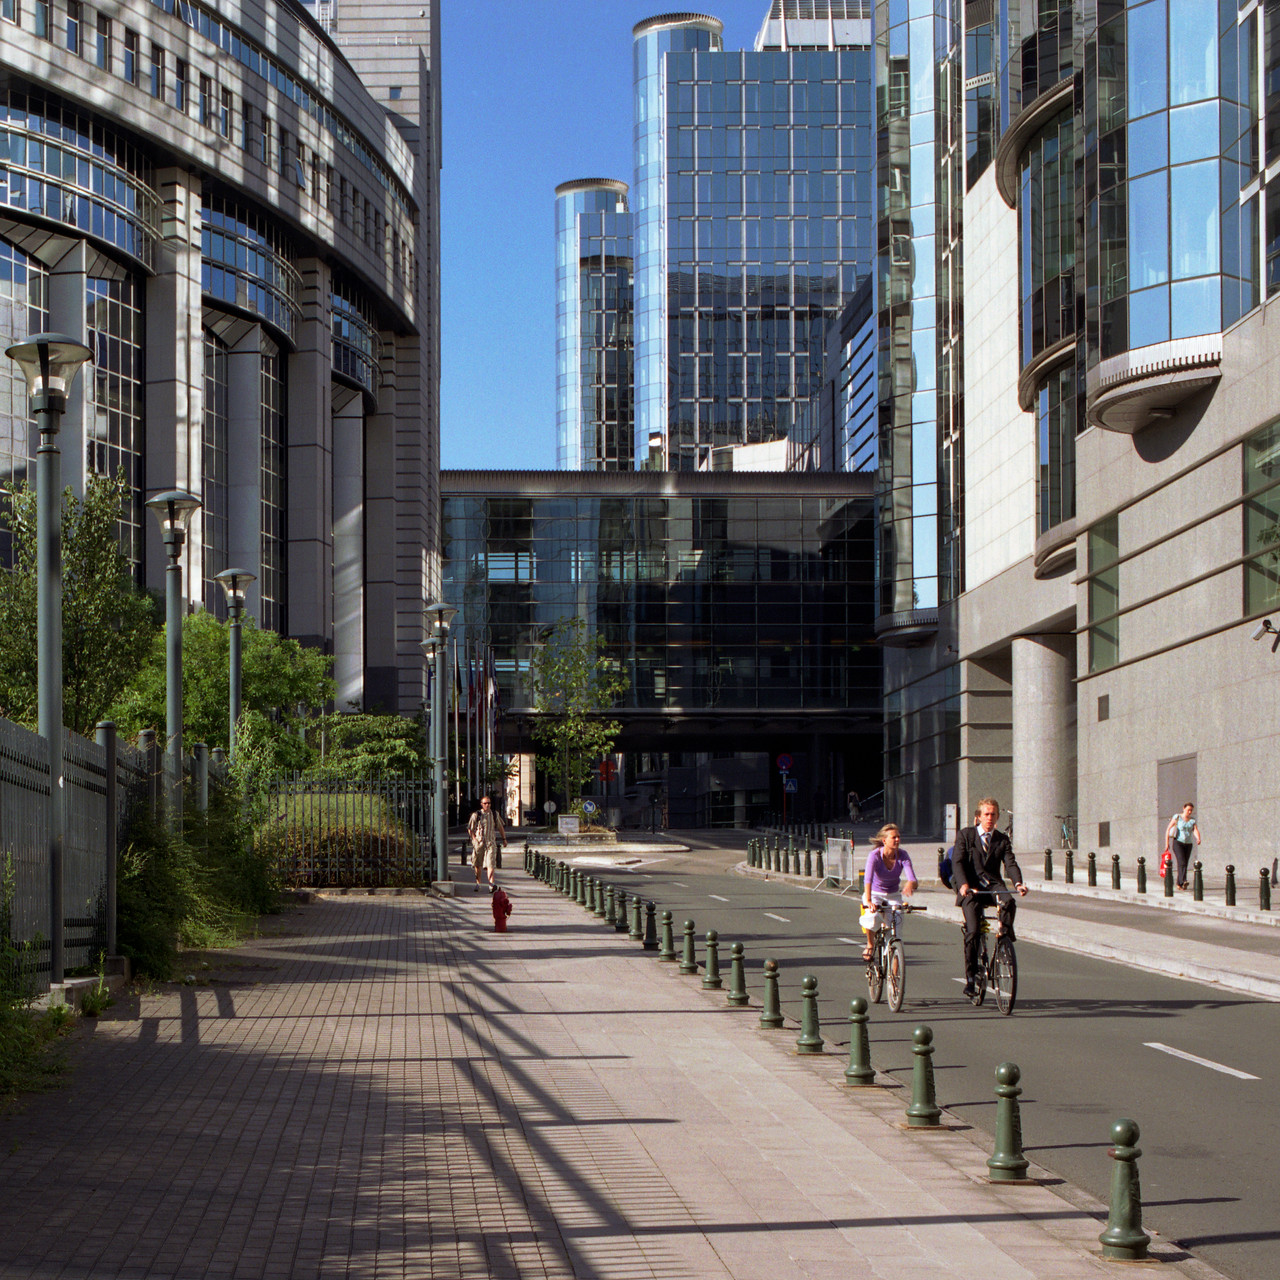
146, 489, 202, 554
5, 333, 92, 406
215, 566, 256, 612
425, 600, 458, 637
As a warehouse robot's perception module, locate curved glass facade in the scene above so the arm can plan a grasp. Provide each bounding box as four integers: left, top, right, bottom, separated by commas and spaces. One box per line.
555, 180, 632, 471
1019, 109, 1075, 367
201, 192, 301, 342
331, 278, 379, 397
632, 16, 722, 469
0, 90, 159, 269
0, 237, 46, 563
1036, 362, 1076, 534
259, 338, 286, 633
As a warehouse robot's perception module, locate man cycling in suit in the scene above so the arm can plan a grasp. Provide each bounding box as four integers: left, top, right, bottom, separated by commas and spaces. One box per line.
954, 798, 1028, 1002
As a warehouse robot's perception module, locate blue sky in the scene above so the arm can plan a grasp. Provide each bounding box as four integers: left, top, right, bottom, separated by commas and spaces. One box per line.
439, 0, 772, 470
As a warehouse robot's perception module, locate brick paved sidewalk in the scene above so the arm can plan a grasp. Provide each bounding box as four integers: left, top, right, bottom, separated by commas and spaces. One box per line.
0, 873, 1225, 1280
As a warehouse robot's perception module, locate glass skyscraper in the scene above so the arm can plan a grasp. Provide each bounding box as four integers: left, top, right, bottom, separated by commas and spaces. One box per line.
555, 179, 634, 471
629, 7, 875, 471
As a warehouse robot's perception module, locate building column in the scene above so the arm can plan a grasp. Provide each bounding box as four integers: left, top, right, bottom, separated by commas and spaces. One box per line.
364, 332, 398, 711
333, 388, 364, 710
959, 651, 1012, 821
46, 240, 88, 498
1010, 634, 1076, 856
144, 168, 204, 600
227, 327, 264, 622
286, 260, 334, 653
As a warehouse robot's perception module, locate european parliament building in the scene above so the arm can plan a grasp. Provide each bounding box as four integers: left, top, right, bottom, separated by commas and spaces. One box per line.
0, 0, 441, 715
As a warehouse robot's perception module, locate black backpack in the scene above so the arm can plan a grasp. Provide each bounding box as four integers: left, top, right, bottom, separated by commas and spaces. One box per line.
938, 845, 955, 890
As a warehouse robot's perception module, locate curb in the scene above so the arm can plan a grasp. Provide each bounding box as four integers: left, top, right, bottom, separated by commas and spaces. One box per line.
1026, 877, 1280, 927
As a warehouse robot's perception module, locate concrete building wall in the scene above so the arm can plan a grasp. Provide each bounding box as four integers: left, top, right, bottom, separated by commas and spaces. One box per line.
961, 171, 1036, 588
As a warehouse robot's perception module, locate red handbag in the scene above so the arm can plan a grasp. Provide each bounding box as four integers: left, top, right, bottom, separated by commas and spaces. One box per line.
1159, 848, 1172, 877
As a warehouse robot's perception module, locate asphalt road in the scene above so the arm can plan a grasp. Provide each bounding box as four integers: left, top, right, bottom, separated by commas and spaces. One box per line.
556, 833, 1279, 1280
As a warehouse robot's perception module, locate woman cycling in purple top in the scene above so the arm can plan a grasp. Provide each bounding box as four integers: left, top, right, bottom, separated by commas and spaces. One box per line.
861, 823, 918, 959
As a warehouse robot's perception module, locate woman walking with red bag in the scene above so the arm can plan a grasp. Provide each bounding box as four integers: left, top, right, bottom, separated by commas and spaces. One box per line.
1164, 803, 1201, 890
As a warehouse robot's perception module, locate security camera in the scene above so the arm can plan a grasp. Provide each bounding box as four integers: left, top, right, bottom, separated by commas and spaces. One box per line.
1252, 619, 1276, 641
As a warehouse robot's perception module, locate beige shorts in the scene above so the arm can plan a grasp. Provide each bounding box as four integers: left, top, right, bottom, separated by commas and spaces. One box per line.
472, 842, 497, 872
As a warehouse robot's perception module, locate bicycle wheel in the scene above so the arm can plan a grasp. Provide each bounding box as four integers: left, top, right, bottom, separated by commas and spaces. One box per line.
867, 934, 885, 1003
993, 937, 1017, 1015
886, 939, 906, 1012
971, 941, 988, 1005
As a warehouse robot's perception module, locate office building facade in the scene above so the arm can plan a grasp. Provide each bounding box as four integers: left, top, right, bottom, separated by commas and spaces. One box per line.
630, 6, 875, 471
952, 0, 1280, 868
555, 178, 633, 471
0, 0, 440, 715
442, 469, 880, 827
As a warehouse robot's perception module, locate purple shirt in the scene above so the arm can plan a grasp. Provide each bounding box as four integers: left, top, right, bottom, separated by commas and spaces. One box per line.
864, 846, 917, 896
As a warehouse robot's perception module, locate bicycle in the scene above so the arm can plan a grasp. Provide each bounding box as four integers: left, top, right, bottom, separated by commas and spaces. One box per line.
863, 899, 926, 1012
966, 889, 1018, 1015
1055, 813, 1077, 853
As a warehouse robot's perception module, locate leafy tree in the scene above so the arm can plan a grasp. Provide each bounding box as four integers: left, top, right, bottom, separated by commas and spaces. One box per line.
311, 710, 429, 778
109, 610, 334, 766
0, 473, 158, 736
528, 616, 628, 807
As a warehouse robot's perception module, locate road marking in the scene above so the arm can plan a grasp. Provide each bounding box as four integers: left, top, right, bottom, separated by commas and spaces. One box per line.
709, 894, 729, 902
671, 882, 687, 888
763, 912, 791, 923
838, 937, 862, 945
1143, 1042, 1259, 1080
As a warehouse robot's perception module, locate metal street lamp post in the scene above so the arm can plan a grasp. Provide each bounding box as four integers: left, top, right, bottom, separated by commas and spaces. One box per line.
4, 334, 92, 988
425, 601, 457, 882
420, 634, 439, 881
146, 489, 201, 825
215, 567, 256, 761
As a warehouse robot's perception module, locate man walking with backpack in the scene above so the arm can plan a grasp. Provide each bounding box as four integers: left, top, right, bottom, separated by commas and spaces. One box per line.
468, 794, 506, 891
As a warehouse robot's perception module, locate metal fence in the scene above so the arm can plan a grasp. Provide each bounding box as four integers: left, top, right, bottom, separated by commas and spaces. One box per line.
260, 774, 435, 889
0, 716, 149, 992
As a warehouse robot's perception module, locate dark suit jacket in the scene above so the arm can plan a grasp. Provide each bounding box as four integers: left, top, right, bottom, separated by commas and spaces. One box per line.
953, 825, 1022, 905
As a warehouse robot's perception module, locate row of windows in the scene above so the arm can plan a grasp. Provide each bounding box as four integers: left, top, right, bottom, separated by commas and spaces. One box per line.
2, 0, 415, 290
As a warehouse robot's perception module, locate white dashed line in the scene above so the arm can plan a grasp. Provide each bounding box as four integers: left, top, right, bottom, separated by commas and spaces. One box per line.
709, 894, 729, 902
671, 882, 687, 888
1144, 1043, 1259, 1080
763, 912, 791, 923
838, 937, 862, 945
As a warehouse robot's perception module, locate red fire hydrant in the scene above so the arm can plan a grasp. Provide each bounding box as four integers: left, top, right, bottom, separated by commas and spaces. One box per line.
492, 886, 512, 932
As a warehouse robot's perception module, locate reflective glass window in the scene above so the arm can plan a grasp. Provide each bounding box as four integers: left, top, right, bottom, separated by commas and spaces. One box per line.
1126, 2, 1167, 119
1168, 0, 1217, 105
1128, 170, 1168, 289
1170, 159, 1218, 279
1244, 418, 1280, 616
1168, 100, 1217, 164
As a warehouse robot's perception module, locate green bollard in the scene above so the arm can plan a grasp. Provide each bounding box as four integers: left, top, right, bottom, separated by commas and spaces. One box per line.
679, 920, 698, 974
1136, 856, 1146, 894
759, 958, 783, 1028
1261, 868, 1271, 912
1111, 854, 1121, 891
702, 930, 723, 989
785, 836, 794, 874
1044, 847, 1053, 881
1087, 851, 1097, 887
604, 883, 615, 924
1098, 1118, 1150, 1261
986, 1063, 1030, 1182
1226, 863, 1236, 907
795, 974, 824, 1053
1193, 860, 1203, 901
845, 997, 874, 1086
630, 895, 644, 941
595, 881, 608, 919
615, 889, 630, 932
562, 862, 571, 894
804, 838, 812, 877
1065, 849, 1074, 884
586, 877, 596, 912
726, 942, 748, 1005
1164, 853, 1174, 897
643, 900, 658, 950
658, 909, 676, 960
905, 1026, 942, 1128
576, 870, 586, 906
748, 838, 756, 867
816, 844, 824, 879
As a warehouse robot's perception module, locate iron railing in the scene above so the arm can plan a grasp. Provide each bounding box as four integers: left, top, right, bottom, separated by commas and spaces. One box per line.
260, 774, 435, 889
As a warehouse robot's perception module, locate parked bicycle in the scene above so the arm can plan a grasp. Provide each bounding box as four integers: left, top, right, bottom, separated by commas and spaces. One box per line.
966, 888, 1018, 1015
862, 899, 926, 1012
1055, 813, 1077, 852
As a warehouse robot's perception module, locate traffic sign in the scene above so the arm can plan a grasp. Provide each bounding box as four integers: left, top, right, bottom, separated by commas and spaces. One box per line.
582, 800, 598, 815
784, 778, 798, 793
545, 800, 558, 814
598, 760, 617, 781
776, 753, 793, 771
